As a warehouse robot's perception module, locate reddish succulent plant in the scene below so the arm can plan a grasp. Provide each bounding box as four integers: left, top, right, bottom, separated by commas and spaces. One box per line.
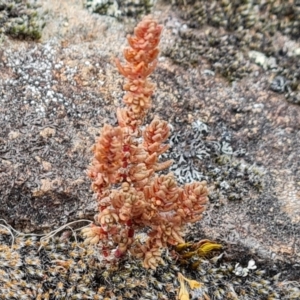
82, 16, 208, 269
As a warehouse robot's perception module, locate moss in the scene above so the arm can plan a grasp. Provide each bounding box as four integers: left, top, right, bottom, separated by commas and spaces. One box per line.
0, 0, 44, 40
85, 0, 156, 19
0, 226, 299, 299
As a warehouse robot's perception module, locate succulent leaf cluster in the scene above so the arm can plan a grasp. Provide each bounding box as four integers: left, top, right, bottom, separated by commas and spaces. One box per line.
82, 16, 208, 269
